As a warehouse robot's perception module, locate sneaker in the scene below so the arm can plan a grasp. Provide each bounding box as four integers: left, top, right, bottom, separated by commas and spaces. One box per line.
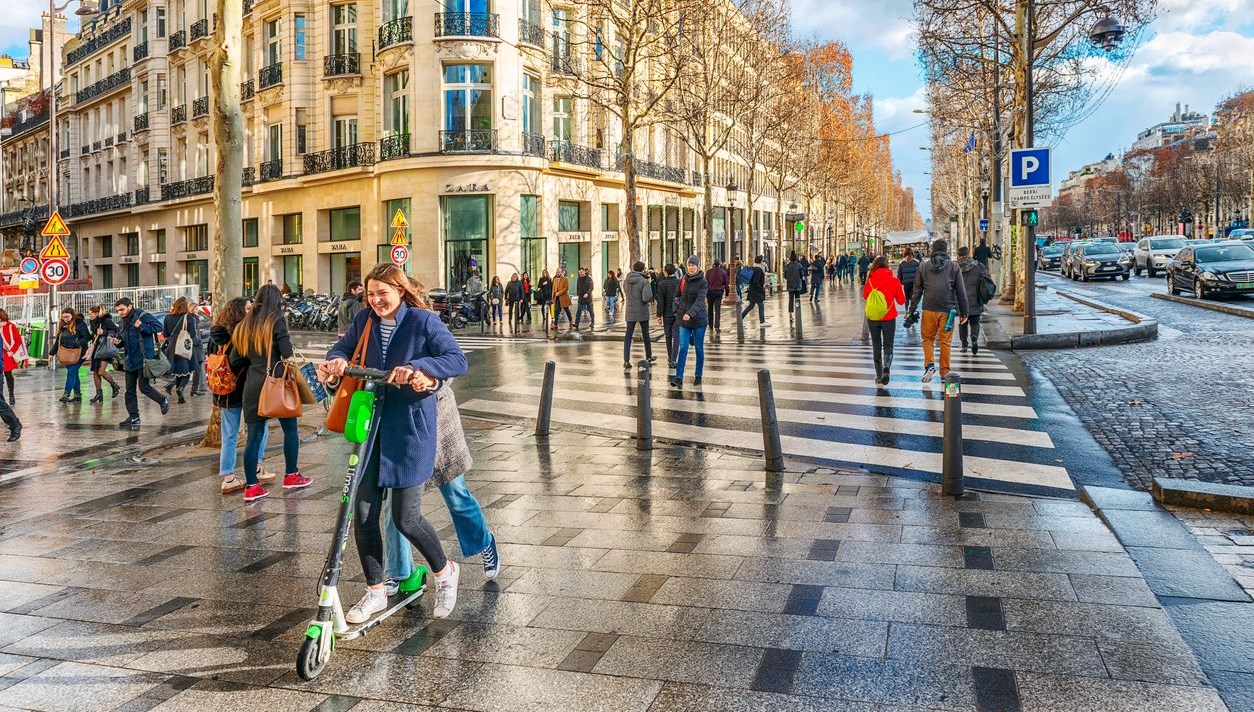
346, 588, 388, 624
243, 484, 269, 502
282, 472, 313, 489
160, 399, 170, 416
960, 344, 968, 353
257, 467, 277, 483
669, 378, 682, 389
624, 362, 632, 371
384, 577, 400, 597
432, 561, 460, 619
647, 356, 657, 363
119, 416, 141, 428
922, 364, 937, 383
693, 377, 702, 386
972, 345, 980, 356
220, 476, 245, 494
481, 536, 500, 581
759, 321, 771, 328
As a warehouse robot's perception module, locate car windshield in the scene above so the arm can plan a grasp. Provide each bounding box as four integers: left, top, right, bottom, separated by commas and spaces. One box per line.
1196, 244, 1254, 262
1150, 238, 1185, 250
1044, 246, 1065, 256
1085, 244, 1120, 255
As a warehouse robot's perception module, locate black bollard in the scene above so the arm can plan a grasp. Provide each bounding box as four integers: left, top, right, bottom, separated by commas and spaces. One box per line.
757, 370, 784, 472
637, 360, 653, 451
942, 372, 964, 497
736, 299, 745, 344
535, 360, 556, 437
794, 300, 803, 341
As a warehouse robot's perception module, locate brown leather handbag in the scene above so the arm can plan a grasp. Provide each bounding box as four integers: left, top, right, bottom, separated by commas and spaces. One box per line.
257, 340, 303, 419
325, 318, 372, 433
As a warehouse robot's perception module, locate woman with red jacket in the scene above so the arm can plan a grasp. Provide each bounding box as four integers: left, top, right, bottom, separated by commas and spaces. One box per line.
862, 255, 906, 386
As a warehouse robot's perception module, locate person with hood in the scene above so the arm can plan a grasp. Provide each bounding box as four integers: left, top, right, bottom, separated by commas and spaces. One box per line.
739, 256, 769, 327
974, 238, 993, 268
622, 261, 655, 369
574, 267, 595, 330
907, 239, 969, 382
654, 264, 681, 366
845, 251, 858, 284
857, 252, 872, 284
704, 260, 728, 333
896, 249, 920, 314
956, 246, 990, 355
862, 256, 906, 386
337, 280, 364, 335
784, 252, 805, 316
736, 259, 752, 300
670, 256, 709, 389
505, 273, 524, 327
551, 268, 573, 329
466, 271, 484, 295
809, 253, 826, 302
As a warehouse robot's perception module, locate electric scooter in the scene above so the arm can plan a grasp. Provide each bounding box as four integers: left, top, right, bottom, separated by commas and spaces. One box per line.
296, 366, 429, 681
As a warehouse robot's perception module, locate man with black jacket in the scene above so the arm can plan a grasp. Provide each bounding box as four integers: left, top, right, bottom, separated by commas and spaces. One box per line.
505, 273, 524, 327
974, 238, 993, 268
655, 265, 680, 366
739, 256, 769, 327
704, 260, 728, 333
112, 297, 170, 427
574, 267, 595, 330
896, 249, 920, 313
907, 240, 969, 382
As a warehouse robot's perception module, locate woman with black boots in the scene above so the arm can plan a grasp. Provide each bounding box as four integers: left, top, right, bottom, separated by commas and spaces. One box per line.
87, 305, 120, 403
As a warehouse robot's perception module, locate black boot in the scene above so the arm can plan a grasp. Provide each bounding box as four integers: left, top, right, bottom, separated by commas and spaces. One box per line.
177, 391, 186, 405
7, 423, 20, 441
58, 393, 71, 403
111, 382, 120, 398
90, 391, 104, 404
68, 392, 82, 403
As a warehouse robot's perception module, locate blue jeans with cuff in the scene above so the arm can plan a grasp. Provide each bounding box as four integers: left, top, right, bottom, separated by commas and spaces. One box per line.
674, 325, 706, 381
219, 406, 271, 477
385, 474, 492, 581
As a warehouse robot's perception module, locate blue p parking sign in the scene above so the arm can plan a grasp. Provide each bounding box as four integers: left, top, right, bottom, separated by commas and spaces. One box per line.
1009, 147, 1052, 208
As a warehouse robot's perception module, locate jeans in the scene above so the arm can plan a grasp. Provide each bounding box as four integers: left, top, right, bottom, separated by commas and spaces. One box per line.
356, 438, 446, 585
920, 310, 955, 376
959, 313, 984, 351
810, 279, 823, 300
674, 325, 706, 381
243, 416, 298, 486
491, 302, 503, 321
124, 369, 165, 418
552, 304, 572, 326
63, 359, 83, 395
623, 321, 653, 363
574, 301, 593, 328
219, 406, 270, 477
740, 298, 765, 323
605, 294, 619, 316
867, 318, 897, 378
386, 474, 493, 580
706, 291, 723, 330
662, 315, 677, 362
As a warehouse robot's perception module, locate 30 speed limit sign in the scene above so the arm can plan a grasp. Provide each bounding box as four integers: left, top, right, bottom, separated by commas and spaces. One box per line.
390, 245, 409, 265
41, 258, 70, 285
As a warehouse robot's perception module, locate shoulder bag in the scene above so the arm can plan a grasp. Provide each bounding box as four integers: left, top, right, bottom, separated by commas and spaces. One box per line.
93, 334, 119, 362
56, 328, 82, 366
325, 318, 372, 433
173, 316, 194, 360
258, 339, 303, 419
143, 349, 171, 379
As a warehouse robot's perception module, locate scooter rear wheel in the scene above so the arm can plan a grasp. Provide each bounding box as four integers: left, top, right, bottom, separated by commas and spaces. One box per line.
297, 636, 328, 681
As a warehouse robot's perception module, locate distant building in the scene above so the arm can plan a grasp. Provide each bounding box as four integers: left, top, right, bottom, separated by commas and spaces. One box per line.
1130, 103, 1210, 151
1058, 153, 1120, 200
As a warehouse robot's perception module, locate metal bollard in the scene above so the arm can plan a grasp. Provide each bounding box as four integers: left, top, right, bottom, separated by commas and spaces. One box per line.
941, 372, 964, 497
736, 299, 745, 344
757, 370, 784, 472
535, 360, 556, 437
794, 300, 803, 341
636, 360, 653, 450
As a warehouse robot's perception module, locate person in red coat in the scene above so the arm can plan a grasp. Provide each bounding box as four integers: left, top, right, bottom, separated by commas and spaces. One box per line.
862, 255, 906, 386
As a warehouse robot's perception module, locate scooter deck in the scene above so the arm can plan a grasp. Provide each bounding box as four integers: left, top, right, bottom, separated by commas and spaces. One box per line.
339, 584, 427, 640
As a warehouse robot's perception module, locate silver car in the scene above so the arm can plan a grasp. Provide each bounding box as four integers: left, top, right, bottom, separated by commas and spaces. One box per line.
1133, 236, 1186, 277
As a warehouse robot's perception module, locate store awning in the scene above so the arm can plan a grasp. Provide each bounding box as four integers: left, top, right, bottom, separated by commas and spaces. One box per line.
884, 230, 930, 246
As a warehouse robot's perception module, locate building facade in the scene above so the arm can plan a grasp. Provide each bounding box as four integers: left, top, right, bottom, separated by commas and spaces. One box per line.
7, 0, 801, 296
1130, 103, 1209, 152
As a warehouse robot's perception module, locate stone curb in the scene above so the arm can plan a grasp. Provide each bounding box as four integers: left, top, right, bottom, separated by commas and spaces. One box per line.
1153, 477, 1254, 516
1150, 291, 1254, 319
986, 290, 1158, 350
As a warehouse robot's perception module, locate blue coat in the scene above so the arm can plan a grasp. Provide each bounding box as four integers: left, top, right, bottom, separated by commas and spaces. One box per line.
327, 304, 468, 489
117, 309, 163, 372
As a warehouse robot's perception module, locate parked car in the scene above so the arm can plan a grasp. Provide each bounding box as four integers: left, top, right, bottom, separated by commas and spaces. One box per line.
1166, 242, 1254, 299
1133, 236, 1186, 277
1226, 228, 1254, 240
1038, 244, 1066, 271
1070, 241, 1132, 281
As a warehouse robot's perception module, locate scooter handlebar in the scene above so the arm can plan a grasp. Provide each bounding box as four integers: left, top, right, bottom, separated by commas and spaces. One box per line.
343, 366, 395, 382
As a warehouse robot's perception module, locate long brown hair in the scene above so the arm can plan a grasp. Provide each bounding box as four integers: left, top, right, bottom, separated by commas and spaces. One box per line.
232, 284, 283, 357
60, 307, 80, 333
870, 256, 890, 272
170, 297, 190, 316
364, 263, 425, 308
214, 297, 249, 333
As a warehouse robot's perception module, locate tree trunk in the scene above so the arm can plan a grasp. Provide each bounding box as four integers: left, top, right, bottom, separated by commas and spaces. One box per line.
210, 0, 244, 303
701, 155, 714, 266
621, 131, 642, 266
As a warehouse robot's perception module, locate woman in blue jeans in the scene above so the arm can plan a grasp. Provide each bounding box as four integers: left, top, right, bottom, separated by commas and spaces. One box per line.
384, 382, 498, 591
211, 298, 274, 494
54, 308, 90, 402
669, 255, 709, 390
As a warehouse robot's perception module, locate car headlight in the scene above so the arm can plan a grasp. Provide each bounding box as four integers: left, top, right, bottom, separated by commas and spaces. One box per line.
1085, 262, 1097, 268
1201, 271, 1219, 281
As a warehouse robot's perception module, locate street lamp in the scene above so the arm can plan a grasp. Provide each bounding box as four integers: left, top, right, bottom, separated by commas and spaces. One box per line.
1088, 14, 1126, 51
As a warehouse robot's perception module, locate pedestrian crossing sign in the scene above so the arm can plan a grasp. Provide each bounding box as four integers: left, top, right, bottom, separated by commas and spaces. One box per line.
390, 210, 409, 229
39, 235, 71, 260
390, 228, 408, 246
40, 211, 71, 237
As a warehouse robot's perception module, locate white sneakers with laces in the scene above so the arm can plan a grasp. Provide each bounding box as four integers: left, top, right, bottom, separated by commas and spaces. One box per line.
432, 561, 460, 619
345, 588, 387, 625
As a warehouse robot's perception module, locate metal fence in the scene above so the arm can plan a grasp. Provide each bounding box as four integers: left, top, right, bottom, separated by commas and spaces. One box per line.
58, 285, 199, 318
0, 293, 50, 326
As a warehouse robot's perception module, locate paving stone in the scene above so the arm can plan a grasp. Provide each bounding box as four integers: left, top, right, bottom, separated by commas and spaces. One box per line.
127, 634, 300, 686
421, 622, 584, 668
816, 587, 968, 626
734, 558, 895, 590
440, 663, 662, 712
1014, 671, 1229, 712
887, 622, 1106, 677
2, 620, 184, 667
1099, 510, 1205, 551
0, 660, 168, 712
1001, 600, 1180, 643
1068, 574, 1158, 607
695, 609, 888, 656
148, 679, 329, 712
645, 681, 878, 712
0, 582, 66, 614
505, 568, 645, 601
1125, 547, 1251, 602
790, 653, 976, 710
991, 548, 1141, 577
593, 637, 763, 689
1096, 639, 1209, 686
590, 550, 744, 580
528, 597, 711, 640
895, 566, 1076, 601
1160, 598, 1254, 675
272, 649, 480, 706
650, 577, 792, 614
0, 613, 64, 648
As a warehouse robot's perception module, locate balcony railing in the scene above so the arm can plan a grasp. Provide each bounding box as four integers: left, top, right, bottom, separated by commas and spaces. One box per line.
93, 141, 102, 152
522, 132, 546, 158
550, 140, 602, 169
75, 67, 131, 105
243, 0, 255, 14
259, 159, 283, 182
688, 171, 703, 187
81, 145, 90, 155
134, 187, 150, 206
105, 136, 114, 147
550, 53, 581, 77
323, 53, 360, 77
378, 17, 413, 49
635, 158, 686, 184
172, 105, 186, 124
66, 17, 131, 66
434, 12, 499, 38
440, 129, 497, 154
65, 192, 133, 219
117, 132, 127, 144
259, 62, 282, 89
518, 18, 545, 47
161, 175, 214, 202
190, 18, 209, 41
0, 205, 47, 230
242, 166, 255, 187
240, 79, 255, 101
134, 112, 149, 132
379, 133, 410, 161
59, 149, 70, 159
169, 30, 186, 52
133, 42, 149, 61
8, 110, 48, 138
303, 142, 377, 175
192, 96, 209, 117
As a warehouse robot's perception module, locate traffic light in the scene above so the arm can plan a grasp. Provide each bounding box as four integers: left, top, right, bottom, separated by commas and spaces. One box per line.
1024, 210, 1039, 227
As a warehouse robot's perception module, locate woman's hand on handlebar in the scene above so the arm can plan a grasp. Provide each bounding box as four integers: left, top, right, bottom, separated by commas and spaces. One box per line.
409, 372, 437, 393
318, 358, 348, 382
386, 366, 416, 386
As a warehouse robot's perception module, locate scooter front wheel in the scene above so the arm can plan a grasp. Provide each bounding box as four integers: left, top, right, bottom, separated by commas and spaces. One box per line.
296, 635, 329, 681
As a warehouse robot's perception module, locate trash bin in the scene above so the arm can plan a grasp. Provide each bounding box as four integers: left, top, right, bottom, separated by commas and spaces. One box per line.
25, 320, 45, 365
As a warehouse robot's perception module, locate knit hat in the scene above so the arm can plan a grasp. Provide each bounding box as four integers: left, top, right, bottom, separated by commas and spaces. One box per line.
687, 254, 700, 267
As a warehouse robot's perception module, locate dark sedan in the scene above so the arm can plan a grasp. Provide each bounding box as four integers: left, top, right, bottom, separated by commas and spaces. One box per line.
1038, 244, 1066, 271
1167, 242, 1254, 299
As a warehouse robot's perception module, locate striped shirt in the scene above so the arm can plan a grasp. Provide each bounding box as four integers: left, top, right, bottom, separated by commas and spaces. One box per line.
379, 318, 397, 360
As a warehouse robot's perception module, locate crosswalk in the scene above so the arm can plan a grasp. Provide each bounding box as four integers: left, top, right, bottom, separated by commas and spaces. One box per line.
295, 334, 508, 356
458, 340, 1076, 494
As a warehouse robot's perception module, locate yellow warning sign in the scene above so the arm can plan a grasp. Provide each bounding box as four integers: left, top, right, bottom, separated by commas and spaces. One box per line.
390, 228, 409, 246
39, 235, 71, 260
390, 209, 409, 229
40, 211, 71, 237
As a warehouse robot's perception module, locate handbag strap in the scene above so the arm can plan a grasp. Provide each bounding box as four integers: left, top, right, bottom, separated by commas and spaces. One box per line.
352, 318, 373, 366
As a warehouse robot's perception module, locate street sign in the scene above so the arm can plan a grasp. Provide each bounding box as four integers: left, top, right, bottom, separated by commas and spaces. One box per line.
19, 257, 39, 274
39, 235, 70, 260
979, 219, 989, 232
18, 274, 38, 290
1008, 147, 1052, 208
390, 245, 409, 265
40, 258, 69, 285
794, 221, 805, 233
390, 227, 408, 245
40, 211, 71, 237
390, 209, 409, 229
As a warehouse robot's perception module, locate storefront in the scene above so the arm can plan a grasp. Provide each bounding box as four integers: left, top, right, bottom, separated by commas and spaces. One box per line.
442, 194, 490, 290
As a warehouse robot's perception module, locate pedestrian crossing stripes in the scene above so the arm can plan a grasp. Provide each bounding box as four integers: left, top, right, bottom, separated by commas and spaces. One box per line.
458, 341, 1076, 494
299, 334, 507, 354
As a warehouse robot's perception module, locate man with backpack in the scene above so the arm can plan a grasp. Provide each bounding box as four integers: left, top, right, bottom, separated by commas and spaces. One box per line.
907, 239, 969, 382
862, 256, 906, 386
739, 256, 769, 328
956, 245, 995, 355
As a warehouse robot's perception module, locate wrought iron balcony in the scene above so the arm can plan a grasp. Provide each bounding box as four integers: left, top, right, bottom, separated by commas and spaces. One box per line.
259, 159, 283, 182
133, 42, 149, 62
65, 192, 133, 218
105, 136, 114, 147
259, 62, 282, 89
549, 140, 602, 170
59, 149, 70, 159
134, 186, 150, 205
242, 166, 255, 187
134, 112, 149, 132
323, 53, 360, 77
8, 110, 48, 138
75, 67, 130, 105
81, 145, 89, 155
440, 129, 497, 154
378, 17, 413, 49
0, 205, 47, 230
161, 175, 214, 201
550, 53, 581, 77
379, 133, 410, 161
635, 158, 686, 184
169, 30, 186, 52
66, 17, 131, 66
518, 18, 545, 47
522, 132, 546, 158
243, 0, 254, 14
240, 79, 255, 101
191, 18, 209, 41
192, 96, 209, 118
117, 132, 127, 144
434, 12, 499, 38
93, 141, 102, 151
172, 105, 186, 124
303, 142, 377, 175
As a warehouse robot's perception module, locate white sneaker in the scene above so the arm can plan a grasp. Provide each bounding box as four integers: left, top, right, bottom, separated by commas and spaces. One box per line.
922, 364, 937, 383
432, 561, 460, 619
345, 588, 387, 624
759, 321, 771, 328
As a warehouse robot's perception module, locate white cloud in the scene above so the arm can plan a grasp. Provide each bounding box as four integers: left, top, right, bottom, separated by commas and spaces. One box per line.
0, 1, 81, 57
1152, 0, 1254, 33
791, 0, 917, 60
